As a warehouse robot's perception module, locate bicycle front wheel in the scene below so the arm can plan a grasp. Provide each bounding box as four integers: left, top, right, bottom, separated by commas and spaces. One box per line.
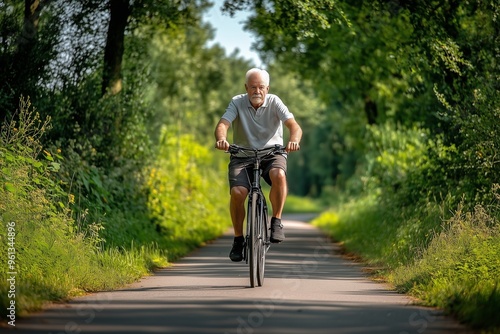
247, 192, 260, 288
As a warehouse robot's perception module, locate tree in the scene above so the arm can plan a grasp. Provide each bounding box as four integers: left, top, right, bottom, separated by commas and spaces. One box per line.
101, 0, 129, 96
0, 0, 60, 121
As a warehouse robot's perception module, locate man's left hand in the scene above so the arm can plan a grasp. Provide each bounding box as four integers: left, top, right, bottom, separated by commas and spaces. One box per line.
286, 141, 300, 152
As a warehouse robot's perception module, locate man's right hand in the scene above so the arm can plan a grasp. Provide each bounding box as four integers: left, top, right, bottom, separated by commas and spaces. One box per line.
215, 139, 230, 151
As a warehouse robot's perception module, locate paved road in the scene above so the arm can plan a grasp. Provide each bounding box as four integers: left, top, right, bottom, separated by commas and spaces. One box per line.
11, 214, 472, 334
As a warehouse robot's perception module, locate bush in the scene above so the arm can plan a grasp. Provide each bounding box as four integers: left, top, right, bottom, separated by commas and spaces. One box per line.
146, 129, 231, 259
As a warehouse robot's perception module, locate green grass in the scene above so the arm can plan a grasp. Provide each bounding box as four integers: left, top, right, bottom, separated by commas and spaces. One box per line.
0, 184, 167, 316
390, 204, 500, 331
260, 184, 325, 214
284, 194, 325, 213
312, 193, 500, 332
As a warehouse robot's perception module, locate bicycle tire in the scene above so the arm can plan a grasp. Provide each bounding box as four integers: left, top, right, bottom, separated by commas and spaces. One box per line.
256, 194, 268, 286
248, 192, 259, 287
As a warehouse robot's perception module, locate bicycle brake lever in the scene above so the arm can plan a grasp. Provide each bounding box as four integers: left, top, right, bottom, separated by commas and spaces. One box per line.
228, 145, 240, 155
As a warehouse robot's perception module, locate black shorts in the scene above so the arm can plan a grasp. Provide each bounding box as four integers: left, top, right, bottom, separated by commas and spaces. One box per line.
228, 153, 287, 191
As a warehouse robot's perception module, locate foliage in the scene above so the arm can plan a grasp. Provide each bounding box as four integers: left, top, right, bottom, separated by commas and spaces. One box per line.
145, 20, 251, 143
0, 99, 166, 317
312, 191, 499, 331
0, 1, 64, 120
362, 122, 460, 206
364, 123, 430, 192
146, 131, 231, 259
310, 66, 499, 331
240, 0, 500, 204
313, 193, 444, 268
391, 201, 500, 331
0, 94, 232, 318
223, 0, 349, 64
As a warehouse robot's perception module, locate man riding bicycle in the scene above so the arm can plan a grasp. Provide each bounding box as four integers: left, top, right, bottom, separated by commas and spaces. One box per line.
214, 68, 302, 262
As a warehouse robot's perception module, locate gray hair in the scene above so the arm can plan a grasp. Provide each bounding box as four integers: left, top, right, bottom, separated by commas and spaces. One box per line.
245, 68, 270, 86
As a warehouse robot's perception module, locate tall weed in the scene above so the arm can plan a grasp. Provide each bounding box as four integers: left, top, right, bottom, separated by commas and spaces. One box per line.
313, 190, 500, 331
391, 202, 500, 331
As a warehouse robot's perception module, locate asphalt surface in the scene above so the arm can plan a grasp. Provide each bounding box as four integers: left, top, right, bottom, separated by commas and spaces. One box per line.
10, 214, 473, 334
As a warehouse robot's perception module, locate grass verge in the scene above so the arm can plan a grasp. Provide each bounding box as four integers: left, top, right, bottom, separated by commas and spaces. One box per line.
312, 193, 500, 333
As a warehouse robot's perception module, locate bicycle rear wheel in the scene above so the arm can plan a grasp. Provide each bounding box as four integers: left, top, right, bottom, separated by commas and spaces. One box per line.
247, 192, 259, 287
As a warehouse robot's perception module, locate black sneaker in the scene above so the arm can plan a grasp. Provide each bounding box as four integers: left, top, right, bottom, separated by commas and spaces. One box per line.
270, 218, 285, 243
229, 237, 245, 262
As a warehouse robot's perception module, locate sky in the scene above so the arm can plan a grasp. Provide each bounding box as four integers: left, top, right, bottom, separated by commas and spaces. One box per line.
204, 1, 263, 67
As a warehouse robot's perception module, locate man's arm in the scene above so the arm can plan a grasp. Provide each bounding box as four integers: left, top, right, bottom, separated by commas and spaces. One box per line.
214, 119, 231, 151
284, 118, 302, 152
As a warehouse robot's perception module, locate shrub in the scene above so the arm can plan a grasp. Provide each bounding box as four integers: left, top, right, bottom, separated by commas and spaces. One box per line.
146, 129, 231, 259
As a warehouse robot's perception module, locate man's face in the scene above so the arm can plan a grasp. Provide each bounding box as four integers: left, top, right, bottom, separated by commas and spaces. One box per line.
245, 74, 269, 108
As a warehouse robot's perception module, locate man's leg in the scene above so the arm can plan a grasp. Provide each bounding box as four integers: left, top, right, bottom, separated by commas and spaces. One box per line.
269, 167, 287, 243
268, 168, 287, 218
229, 185, 248, 262
230, 186, 248, 236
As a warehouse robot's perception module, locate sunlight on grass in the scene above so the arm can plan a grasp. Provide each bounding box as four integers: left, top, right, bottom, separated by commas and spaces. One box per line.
285, 194, 325, 213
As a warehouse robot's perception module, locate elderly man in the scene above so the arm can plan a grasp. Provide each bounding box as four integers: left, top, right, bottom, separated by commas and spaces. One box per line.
214, 68, 302, 262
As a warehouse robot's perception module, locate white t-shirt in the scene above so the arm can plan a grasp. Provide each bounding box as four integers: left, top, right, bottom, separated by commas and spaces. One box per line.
221, 93, 294, 150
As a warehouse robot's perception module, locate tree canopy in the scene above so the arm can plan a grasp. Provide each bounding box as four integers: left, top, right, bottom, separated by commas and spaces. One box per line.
1, 0, 498, 203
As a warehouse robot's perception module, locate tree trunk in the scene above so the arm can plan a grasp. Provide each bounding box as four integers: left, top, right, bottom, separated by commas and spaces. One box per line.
101, 0, 129, 96
364, 96, 378, 125
0, 0, 50, 123
17, 0, 45, 53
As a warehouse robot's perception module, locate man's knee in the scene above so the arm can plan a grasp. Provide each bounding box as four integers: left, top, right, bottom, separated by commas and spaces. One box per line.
269, 168, 286, 183
231, 186, 249, 201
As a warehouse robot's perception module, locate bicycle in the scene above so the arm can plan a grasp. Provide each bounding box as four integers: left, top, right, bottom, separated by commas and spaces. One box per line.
227, 144, 286, 287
